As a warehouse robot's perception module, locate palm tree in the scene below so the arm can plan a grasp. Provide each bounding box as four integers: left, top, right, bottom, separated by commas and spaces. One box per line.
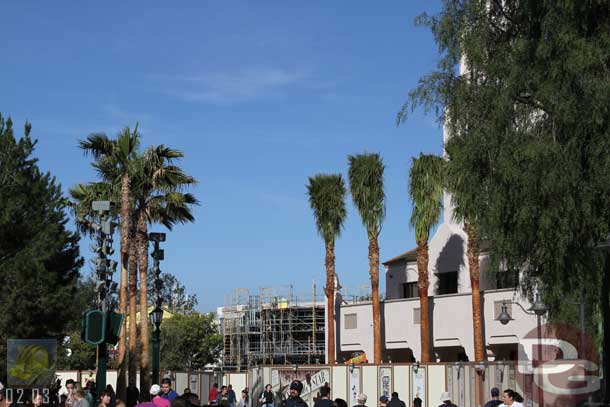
348, 153, 386, 364
79, 126, 140, 399
131, 145, 198, 391
307, 174, 347, 365
409, 153, 445, 363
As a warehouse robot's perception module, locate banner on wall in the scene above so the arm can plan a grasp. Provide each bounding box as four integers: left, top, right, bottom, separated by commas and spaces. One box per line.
380, 367, 392, 399
271, 368, 330, 405
349, 367, 361, 407
412, 367, 426, 407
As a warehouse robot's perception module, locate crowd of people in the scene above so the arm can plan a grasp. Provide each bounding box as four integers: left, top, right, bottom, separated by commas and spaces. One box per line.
0, 377, 526, 407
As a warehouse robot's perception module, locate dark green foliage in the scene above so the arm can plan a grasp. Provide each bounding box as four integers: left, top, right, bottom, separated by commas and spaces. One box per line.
402, 1, 610, 323
307, 174, 347, 244
146, 273, 198, 314
0, 115, 83, 382
159, 312, 221, 370
409, 154, 445, 243
347, 153, 386, 238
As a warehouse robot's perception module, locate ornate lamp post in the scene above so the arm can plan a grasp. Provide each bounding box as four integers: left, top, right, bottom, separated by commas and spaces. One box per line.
149, 232, 166, 385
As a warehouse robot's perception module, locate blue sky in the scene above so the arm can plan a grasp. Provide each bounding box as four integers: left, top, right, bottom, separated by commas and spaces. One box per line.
1, 1, 443, 312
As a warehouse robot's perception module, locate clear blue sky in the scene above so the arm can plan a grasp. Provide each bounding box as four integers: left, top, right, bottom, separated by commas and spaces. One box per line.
2, 1, 444, 312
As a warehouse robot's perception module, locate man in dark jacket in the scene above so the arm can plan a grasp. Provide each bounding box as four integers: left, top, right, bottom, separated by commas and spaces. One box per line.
282, 381, 307, 407
484, 388, 502, 407
313, 386, 332, 407
387, 393, 405, 407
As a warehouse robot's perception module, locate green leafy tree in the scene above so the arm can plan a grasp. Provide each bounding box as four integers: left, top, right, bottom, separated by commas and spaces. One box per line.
348, 153, 385, 363
307, 174, 347, 364
159, 313, 221, 370
147, 273, 198, 315
401, 0, 610, 385
408, 154, 444, 363
0, 115, 83, 382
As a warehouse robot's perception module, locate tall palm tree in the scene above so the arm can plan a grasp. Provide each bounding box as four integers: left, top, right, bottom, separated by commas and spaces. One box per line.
348, 153, 386, 364
131, 145, 198, 391
79, 126, 140, 398
409, 153, 445, 363
307, 174, 347, 365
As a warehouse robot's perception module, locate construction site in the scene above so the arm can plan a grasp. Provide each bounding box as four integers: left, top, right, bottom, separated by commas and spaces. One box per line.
220, 285, 326, 371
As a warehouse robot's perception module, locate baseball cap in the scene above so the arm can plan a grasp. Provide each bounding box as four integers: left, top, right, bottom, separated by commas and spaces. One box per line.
150, 384, 161, 396
379, 396, 388, 402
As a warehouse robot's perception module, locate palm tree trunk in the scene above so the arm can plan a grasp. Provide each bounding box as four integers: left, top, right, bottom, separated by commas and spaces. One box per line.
417, 237, 431, 363
137, 213, 151, 392
369, 236, 382, 364
466, 222, 485, 361
117, 173, 131, 400
128, 224, 138, 387
324, 241, 336, 365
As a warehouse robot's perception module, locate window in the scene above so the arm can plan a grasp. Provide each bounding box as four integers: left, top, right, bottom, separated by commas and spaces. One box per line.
345, 313, 357, 329
402, 282, 418, 299
413, 308, 421, 324
496, 269, 519, 289
437, 271, 458, 295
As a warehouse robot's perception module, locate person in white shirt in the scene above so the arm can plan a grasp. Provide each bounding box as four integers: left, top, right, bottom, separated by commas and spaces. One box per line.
499, 389, 524, 407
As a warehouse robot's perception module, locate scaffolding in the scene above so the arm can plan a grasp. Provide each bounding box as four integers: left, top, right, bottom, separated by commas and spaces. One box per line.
221, 284, 326, 371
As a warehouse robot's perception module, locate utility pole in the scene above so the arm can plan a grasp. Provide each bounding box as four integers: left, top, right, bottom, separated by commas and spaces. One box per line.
149, 232, 166, 385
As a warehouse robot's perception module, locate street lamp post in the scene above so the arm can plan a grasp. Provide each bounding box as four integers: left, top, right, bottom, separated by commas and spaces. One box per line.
497, 294, 548, 407
149, 232, 166, 385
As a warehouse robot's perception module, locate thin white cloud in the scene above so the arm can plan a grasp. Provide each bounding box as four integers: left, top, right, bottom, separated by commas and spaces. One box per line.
157, 68, 302, 105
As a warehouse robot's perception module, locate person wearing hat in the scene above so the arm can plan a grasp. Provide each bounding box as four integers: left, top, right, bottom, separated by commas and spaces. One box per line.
484, 388, 502, 407
438, 392, 457, 407
378, 395, 388, 407
150, 385, 170, 407
282, 380, 307, 407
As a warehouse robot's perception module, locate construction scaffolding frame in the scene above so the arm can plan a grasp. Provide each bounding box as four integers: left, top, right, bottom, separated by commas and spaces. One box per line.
221, 284, 326, 371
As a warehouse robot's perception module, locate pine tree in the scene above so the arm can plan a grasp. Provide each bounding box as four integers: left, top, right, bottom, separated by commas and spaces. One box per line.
0, 115, 83, 382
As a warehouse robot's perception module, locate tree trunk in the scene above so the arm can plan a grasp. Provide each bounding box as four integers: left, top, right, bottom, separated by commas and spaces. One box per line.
369, 236, 382, 364
137, 212, 151, 393
128, 223, 138, 387
466, 222, 485, 362
116, 173, 131, 400
417, 237, 431, 363
325, 240, 336, 365
602, 251, 610, 405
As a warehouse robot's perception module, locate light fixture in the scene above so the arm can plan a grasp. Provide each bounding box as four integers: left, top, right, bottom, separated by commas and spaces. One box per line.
497, 301, 513, 325
349, 363, 355, 374
149, 307, 164, 330
413, 361, 420, 373
293, 364, 298, 373
529, 293, 549, 316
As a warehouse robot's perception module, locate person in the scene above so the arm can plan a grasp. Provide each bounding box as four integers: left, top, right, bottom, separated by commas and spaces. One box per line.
334, 399, 348, 407
378, 396, 388, 407
259, 385, 274, 407
151, 385, 171, 407
116, 401, 127, 407
33, 393, 44, 407
227, 386, 236, 407
161, 379, 179, 403
74, 385, 90, 407
208, 384, 219, 406
65, 380, 77, 407
0, 383, 6, 407
127, 386, 140, 407
237, 390, 250, 407
183, 393, 201, 407
412, 398, 422, 407
484, 388, 502, 407
353, 393, 367, 407
99, 391, 112, 407
313, 386, 332, 407
499, 389, 524, 407
216, 387, 231, 407
437, 392, 457, 407
387, 393, 405, 407
106, 386, 117, 407
86, 381, 97, 407
281, 381, 307, 407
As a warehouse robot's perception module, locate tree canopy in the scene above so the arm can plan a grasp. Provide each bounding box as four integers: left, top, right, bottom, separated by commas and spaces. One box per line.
0, 115, 83, 382
401, 1, 610, 315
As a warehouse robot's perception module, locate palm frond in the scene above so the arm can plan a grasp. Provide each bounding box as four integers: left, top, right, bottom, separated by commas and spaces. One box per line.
348, 153, 386, 236
409, 153, 445, 242
307, 174, 347, 244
